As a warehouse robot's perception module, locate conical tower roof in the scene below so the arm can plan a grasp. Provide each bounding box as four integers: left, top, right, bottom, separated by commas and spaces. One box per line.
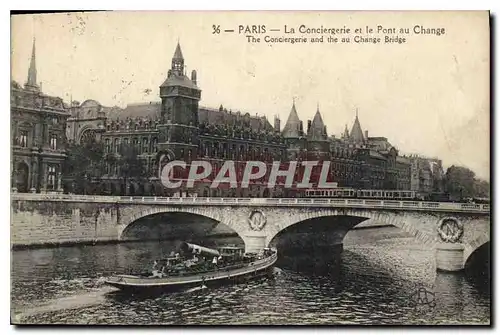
282, 100, 301, 138
350, 110, 364, 143
307, 104, 328, 141
25, 37, 39, 91
173, 41, 184, 60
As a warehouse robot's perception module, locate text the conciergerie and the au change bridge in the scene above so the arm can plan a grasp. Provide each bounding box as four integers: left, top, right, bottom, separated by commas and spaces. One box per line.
234, 24, 445, 44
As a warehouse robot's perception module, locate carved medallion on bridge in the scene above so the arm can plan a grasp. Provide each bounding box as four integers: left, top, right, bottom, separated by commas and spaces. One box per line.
248, 210, 267, 231
437, 217, 464, 243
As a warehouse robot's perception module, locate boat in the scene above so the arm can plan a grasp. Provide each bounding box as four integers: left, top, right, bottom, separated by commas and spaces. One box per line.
104, 242, 278, 292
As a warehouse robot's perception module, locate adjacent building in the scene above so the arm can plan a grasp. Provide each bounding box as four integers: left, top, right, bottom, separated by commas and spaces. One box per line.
408, 155, 445, 196
11, 39, 71, 193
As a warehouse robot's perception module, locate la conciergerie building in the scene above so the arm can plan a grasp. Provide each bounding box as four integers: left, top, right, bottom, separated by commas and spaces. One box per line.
11, 41, 435, 198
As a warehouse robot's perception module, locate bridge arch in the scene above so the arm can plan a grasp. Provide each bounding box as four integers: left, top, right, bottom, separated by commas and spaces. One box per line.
118, 206, 245, 245
464, 233, 490, 266
266, 208, 438, 247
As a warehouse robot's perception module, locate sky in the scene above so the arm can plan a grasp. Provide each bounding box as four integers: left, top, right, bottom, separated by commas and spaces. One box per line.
10, 11, 490, 180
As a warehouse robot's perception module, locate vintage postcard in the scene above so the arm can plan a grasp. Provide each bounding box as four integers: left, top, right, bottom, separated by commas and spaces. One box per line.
10, 11, 490, 325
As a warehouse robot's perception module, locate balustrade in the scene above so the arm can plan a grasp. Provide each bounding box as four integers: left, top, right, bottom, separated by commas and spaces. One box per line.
10, 193, 490, 212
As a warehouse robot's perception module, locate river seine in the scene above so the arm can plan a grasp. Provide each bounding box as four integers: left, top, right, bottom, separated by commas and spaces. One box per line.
11, 227, 490, 325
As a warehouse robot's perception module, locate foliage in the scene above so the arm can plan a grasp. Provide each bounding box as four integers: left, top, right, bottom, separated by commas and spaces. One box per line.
443, 165, 490, 200
116, 144, 148, 193
64, 140, 105, 194
473, 179, 490, 198
64, 141, 149, 195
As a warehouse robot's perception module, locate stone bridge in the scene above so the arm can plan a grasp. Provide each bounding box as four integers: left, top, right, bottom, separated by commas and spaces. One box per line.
11, 194, 490, 272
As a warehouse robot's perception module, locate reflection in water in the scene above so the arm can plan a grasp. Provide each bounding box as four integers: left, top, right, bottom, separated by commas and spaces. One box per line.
11, 228, 490, 325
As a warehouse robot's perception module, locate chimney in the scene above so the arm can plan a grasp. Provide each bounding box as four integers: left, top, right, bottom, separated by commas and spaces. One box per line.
307, 120, 312, 133
191, 70, 197, 85
274, 115, 281, 132
365, 130, 368, 139
299, 121, 304, 135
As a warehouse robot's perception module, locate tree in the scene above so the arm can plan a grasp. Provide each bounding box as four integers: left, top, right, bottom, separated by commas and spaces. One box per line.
64, 140, 105, 194
473, 179, 490, 198
444, 165, 490, 200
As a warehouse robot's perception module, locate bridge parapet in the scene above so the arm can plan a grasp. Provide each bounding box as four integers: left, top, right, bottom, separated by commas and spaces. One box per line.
11, 194, 490, 214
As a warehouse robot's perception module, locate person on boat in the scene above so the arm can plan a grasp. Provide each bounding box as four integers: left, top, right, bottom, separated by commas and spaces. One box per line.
187, 259, 194, 268
152, 267, 162, 278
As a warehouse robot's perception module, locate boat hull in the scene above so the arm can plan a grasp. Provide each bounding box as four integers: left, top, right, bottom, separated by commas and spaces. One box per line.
105, 252, 278, 293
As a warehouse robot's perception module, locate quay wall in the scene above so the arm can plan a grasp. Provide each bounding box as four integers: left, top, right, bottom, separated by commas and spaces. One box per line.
11, 199, 120, 248
11, 199, 237, 249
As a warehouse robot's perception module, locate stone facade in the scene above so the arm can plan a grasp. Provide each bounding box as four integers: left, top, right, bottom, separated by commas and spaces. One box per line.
408, 155, 445, 197
11, 39, 71, 194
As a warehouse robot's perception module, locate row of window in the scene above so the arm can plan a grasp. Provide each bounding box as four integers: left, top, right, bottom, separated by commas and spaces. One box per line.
104, 137, 159, 154
14, 130, 58, 150
198, 142, 286, 161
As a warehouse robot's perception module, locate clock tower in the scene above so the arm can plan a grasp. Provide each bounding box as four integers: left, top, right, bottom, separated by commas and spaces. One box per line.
157, 42, 201, 193
157, 42, 201, 161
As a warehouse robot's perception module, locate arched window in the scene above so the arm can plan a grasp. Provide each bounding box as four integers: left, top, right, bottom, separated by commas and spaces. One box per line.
152, 137, 158, 152
213, 142, 218, 157
114, 138, 120, 153
105, 138, 110, 152
132, 138, 139, 151
47, 165, 56, 190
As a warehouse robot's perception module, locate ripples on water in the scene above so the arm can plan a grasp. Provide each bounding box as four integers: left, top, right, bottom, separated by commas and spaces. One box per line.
11, 228, 490, 325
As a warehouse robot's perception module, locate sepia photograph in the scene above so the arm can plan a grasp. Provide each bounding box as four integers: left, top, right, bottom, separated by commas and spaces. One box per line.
9, 10, 490, 325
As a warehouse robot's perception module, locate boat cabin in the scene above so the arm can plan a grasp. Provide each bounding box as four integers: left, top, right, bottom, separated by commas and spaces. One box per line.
155, 256, 183, 269
218, 246, 244, 259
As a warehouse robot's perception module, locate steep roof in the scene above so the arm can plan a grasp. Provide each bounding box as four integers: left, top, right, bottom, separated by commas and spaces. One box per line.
173, 42, 183, 60
103, 102, 273, 131
106, 102, 160, 119
160, 73, 199, 89
281, 101, 301, 138
198, 107, 273, 130
350, 112, 364, 143
25, 38, 39, 91
307, 107, 328, 141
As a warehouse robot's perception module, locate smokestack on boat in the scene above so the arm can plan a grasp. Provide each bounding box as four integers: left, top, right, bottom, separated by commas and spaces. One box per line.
179, 242, 220, 257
